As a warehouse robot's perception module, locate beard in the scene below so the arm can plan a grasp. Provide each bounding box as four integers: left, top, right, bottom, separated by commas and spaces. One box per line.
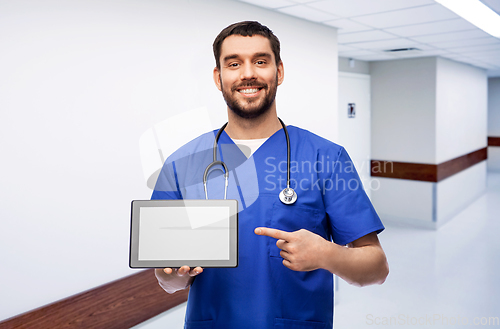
221, 74, 278, 119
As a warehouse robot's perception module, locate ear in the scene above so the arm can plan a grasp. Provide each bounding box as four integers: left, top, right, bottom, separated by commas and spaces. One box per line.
213, 67, 222, 91
277, 61, 284, 86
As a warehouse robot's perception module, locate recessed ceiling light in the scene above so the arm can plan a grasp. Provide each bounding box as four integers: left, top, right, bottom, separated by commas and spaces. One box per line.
435, 0, 500, 38
383, 47, 421, 53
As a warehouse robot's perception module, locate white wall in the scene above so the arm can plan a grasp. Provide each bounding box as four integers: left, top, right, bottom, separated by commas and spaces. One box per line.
488, 78, 500, 137
434, 58, 487, 222
370, 57, 487, 228
489, 148, 500, 172
488, 77, 500, 172
0, 0, 338, 321
436, 58, 487, 163
371, 178, 435, 224
436, 162, 486, 225
337, 72, 372, 197
338, 57, 370, 75
371, 57, 437, 164
372, 161, 487, 229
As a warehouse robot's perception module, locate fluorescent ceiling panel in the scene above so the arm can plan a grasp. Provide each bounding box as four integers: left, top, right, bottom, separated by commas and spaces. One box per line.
352, 4, 458, 29
338, 30, 398, 44
323, 19, 373, 34
480, 0, 500, 14
385, 18, 476, 37
278, 4, 339, 21
307, 0, 435, 18
237, 0, 296, 9
435, 0, 500, 38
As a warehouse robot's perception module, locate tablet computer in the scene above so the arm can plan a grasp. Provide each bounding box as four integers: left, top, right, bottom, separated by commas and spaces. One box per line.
129, 199, 238, 268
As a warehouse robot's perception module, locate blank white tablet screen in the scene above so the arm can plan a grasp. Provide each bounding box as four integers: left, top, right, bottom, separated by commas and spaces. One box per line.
138, 206, 230, 261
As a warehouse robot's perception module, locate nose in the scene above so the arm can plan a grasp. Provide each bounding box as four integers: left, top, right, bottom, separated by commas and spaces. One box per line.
240, 61, 257, 80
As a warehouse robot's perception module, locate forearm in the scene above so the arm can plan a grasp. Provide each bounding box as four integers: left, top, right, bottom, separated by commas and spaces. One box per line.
154, 268, 194, 294
321, 241, 389, 287
255, 227, 388, 285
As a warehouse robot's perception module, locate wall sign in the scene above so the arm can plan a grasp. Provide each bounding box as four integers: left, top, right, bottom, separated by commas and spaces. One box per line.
348, 103, 356, 118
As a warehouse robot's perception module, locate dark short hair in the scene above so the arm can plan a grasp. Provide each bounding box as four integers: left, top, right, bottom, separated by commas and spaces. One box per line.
213, 21, 281, 70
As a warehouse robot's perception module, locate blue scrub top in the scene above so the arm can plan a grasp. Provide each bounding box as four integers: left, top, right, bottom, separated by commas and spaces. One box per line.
152, 126, 384, 329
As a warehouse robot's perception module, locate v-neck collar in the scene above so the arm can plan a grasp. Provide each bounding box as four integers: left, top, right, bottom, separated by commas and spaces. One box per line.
218, 126, 287, 160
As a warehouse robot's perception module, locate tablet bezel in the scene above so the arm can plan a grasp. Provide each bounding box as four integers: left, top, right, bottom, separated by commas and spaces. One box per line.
129, 199, 238, 268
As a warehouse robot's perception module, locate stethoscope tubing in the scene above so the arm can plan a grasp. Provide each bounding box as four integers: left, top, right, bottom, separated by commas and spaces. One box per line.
203, 118, 296, 204
278, 118, 291, 189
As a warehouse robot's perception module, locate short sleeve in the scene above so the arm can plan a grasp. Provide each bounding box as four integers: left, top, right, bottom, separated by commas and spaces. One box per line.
324, 147, 384, 245
151, 161, 182, 200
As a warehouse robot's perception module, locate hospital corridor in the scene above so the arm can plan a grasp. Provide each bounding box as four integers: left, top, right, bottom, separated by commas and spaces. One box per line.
334, 172, 500, 328
1, 0, 500, 328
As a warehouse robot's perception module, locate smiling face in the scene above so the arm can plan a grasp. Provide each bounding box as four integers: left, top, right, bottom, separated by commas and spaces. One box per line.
214, 35, 284, 120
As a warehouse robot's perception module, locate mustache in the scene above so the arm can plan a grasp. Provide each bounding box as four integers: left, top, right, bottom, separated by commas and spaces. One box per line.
231, 81, 268, 92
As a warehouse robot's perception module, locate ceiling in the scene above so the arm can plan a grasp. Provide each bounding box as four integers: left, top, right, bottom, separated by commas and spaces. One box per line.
234, 0, 500, 77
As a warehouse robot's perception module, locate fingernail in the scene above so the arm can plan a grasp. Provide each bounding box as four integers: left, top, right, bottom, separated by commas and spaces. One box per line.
255, 228, 261, 234
193, 271, 198, 275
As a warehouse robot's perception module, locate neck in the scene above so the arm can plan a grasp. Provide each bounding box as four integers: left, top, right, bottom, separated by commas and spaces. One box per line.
225, 105, 282, 139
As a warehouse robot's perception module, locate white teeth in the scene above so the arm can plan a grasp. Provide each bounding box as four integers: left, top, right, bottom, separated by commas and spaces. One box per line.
239, 88, 259, 94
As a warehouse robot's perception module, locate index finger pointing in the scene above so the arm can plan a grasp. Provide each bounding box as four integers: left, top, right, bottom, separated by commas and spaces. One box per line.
255, 227, 291, 240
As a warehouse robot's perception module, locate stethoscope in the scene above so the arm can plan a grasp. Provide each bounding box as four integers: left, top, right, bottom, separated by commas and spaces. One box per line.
203, 118, 297, 205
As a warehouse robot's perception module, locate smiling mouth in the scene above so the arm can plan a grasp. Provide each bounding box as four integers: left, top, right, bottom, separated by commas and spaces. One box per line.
237, 87, 264, 97
239, 88, 260, 94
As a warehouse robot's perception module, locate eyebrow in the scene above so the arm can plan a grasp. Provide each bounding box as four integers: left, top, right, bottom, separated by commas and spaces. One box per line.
254, 52, 272, 60
223, 54, 239, 63
222, 52, 273, 63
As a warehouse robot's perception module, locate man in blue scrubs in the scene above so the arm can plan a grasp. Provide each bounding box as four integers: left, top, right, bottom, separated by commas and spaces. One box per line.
153, 21, 388, 328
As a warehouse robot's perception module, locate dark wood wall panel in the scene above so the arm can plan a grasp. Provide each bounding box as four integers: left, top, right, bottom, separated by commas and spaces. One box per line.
371, 147, 487, 182
0, 270, 188, 329
371, 160, 437, 182
489, 137, 500, 147
437, 148, 487, 181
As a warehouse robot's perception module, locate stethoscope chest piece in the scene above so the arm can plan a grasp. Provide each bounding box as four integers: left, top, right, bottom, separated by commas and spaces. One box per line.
279, 187, 297, 205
